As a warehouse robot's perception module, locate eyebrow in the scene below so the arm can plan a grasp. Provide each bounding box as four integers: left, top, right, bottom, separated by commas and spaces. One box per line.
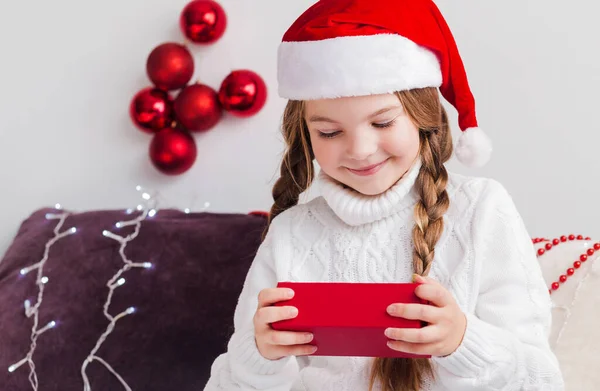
307, 105, 402, 124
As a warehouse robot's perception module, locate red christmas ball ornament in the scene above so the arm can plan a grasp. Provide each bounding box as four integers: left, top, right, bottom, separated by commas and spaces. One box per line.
218, 70, 267, 117
130, 88, 174, 133
174, 83, 222, 131
149, 127, 197, 175
146, 43, 194, 91
180, 0, 227, 44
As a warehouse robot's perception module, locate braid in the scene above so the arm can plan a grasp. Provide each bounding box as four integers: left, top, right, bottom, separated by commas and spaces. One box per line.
412, 129, 450, 276
263, 101, 314, 240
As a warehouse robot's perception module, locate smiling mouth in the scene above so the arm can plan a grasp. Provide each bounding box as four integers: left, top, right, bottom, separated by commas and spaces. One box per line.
346, 159, 388, 176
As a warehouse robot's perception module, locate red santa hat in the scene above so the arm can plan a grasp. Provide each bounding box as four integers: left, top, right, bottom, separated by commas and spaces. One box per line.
277, 0, 492, 168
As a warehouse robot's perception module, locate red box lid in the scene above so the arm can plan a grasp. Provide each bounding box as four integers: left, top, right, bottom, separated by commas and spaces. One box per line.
271, 282, 430, 358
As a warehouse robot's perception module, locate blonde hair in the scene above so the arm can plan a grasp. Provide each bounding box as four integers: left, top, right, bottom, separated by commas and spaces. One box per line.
264, 87, 453, 391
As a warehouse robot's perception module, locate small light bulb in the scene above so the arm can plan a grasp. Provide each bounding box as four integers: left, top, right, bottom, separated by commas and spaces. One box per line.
135, 185, 142, 191
142, 192, 151, 200
136, 205, 143, 211
45, 213, 55, 219
24, 300, 31, 310
117, 278, 126, 286
49, 321, 56, 328
125, 208, 133, 214
8, 365, 16, 373
204, 202, 211, 209
55, 203, 62, 210
20, 269, 27, 276
70, 227, 77, 234
102, 230, 110, 237
143, 262, 152, 269
148, 209, 157, 217
126, 307, 136, 314
41, 276, 49, 284
184, 208, 191, 214
115, 222, 122, 228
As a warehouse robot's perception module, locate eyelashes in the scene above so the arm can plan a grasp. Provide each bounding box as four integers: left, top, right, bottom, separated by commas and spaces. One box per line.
318, 119, 396, 139
318, 131, 341, 139
371, 119, 396, 129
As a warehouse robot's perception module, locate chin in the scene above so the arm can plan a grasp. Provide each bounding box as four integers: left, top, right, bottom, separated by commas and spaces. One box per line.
346, 177, 395, 196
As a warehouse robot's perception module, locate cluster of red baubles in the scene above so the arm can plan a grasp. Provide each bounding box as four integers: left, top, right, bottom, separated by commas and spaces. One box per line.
129, 0, 267, 175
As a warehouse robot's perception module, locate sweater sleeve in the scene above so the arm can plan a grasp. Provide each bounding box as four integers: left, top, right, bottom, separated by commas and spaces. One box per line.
204, 212, 298, 391
431, 180, 565, 391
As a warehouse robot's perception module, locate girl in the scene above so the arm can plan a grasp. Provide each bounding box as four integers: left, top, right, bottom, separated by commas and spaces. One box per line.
205, 0, 564, 390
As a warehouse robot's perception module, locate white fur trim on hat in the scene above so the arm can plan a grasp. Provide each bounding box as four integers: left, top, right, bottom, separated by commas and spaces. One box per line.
455, 127, 493, 168
277, 34, 442, 100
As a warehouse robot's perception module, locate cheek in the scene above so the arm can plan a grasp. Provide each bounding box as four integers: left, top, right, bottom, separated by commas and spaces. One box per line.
383, 123, 420, 158
310, 136, 340, 167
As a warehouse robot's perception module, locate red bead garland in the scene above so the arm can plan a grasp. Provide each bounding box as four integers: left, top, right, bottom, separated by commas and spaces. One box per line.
532, 235, 598, 294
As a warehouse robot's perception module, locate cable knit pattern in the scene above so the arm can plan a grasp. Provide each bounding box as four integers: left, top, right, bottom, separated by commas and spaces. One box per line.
204, 162, 565, 391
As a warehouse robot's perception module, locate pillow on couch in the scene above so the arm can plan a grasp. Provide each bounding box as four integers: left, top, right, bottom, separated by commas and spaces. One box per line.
0, 207, 267, 390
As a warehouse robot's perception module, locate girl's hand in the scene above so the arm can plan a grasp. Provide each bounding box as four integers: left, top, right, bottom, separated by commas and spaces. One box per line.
385, 274, 467, 357
254, 288, 318, 360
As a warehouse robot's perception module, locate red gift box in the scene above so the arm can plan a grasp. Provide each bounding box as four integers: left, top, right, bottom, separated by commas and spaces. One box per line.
271, 282, 431, 358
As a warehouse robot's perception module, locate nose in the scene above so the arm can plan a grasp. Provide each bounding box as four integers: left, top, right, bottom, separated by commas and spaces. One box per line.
346, 130, 378, 161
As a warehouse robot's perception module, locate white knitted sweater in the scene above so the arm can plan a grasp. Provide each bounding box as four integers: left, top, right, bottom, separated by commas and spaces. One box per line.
204, 161, 564, 391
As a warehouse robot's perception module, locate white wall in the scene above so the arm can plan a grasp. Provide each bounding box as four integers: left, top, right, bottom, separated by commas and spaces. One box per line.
1, 0, 599, 256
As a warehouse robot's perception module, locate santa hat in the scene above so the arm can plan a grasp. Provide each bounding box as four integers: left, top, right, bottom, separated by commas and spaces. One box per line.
277, 0, 492, 168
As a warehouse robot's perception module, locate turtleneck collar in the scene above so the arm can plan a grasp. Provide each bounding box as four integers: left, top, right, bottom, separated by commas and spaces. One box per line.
317, 158, 421, 226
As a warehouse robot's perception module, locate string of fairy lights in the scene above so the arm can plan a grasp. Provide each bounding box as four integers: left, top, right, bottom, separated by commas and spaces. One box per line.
8, 186, 210, 390
8, 208, 77, 389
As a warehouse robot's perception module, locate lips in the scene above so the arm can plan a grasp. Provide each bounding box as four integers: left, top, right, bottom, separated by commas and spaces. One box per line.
352, 162, 384, 171
346, 159, 388, 176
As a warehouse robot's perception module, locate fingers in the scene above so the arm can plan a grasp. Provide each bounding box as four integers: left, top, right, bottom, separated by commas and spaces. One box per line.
266, 330, 314, 346
387, 303, 442, 323
254, 288, 318, 360
257, 288, 295, 308
254, 306, 298, 330
256, 330, 317, 359
413, 274, 454, 308
385, 325, 441, 344
413, 281, 453, 308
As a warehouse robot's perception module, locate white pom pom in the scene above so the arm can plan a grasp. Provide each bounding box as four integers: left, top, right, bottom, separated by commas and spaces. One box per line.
455, 127, 492, 168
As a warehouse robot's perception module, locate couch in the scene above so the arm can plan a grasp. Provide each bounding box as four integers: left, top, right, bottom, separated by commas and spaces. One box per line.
0, 206, 597, 390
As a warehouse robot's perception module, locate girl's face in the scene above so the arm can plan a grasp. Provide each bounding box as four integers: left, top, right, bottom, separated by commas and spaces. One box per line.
304, 93, 420, 196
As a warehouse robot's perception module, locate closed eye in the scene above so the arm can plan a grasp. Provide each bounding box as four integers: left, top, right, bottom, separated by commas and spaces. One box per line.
372, 120, 396, 129
318, 130, 341, 139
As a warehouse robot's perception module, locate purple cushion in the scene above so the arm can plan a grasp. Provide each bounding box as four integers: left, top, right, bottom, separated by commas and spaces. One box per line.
0, 208, 265, 390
